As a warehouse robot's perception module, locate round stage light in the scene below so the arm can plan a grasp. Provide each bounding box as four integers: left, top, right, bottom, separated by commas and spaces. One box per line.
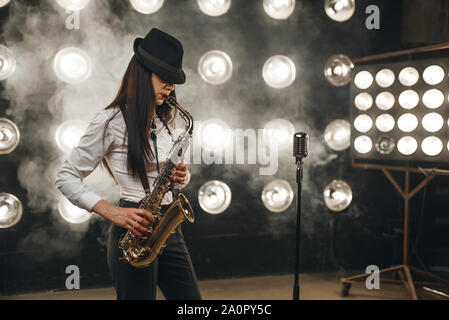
354, 135, 372, 154
198, 50, 233, 85
421, 136, 443, 156
261, 179, 294, 213
398, 67, 419, 86
129, 0, 164, 14
197, 0, 231, 16
0, 44, 16, 80
354, 114, 373, 133
323, 179, 352, 212
0, 118, 20, 155
397, 136, 417, 155
375, 136, 395, 155
323, 54, 353, 86
422, 113, 443, 133
324, 0, 355, 22
58, 196, 92, 224
324, 119, 351, 151
263, 0, 295, 20
375, 114, 395, 133
198, 180, 232, 214
375, 68, 395, 88
53, 47, 92, 84
263, 118, 295, 151
262, 55, 296, 89
0, 0, 10, 8
422, 89, 444, 109
354, 92, 373, 111
423, 65, 445, 85
398, 90, 419, 110
397, 113, 418, 133
199, 118, 232, 152
354, 70, 373, 89
55, 120, 87, 154
56, 0, 90, 10
375, 91, 395, 111
0, 193, 23, 229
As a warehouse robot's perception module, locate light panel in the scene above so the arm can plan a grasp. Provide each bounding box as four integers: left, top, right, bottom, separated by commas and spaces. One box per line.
350, 58, 449, 163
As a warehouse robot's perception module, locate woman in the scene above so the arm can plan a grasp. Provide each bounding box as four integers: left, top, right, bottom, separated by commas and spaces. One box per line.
55, 28, 201, 300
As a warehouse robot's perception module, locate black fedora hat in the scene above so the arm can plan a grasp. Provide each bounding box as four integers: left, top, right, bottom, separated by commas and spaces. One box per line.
133, 28, 186, 84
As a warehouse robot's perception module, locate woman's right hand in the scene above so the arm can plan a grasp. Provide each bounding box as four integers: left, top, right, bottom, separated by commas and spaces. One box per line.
92, 200, 154, 237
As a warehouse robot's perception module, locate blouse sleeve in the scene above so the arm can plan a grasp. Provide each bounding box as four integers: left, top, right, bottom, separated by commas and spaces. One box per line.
55, 112, 115, 212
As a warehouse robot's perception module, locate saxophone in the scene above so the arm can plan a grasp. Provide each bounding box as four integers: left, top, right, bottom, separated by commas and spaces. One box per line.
118, 96, 194, 268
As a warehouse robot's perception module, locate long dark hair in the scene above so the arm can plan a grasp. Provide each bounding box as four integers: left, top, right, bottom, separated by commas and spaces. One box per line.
102, 55, 177, 179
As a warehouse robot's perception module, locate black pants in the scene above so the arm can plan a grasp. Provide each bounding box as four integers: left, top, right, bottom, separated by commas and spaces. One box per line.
107, 199, 201, 300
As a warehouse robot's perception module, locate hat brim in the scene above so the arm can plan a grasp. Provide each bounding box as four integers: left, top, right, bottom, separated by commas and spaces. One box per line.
133, 38, 186, 84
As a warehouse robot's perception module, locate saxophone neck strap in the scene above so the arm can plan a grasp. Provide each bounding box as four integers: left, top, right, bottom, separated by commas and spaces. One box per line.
138, 119, 161, 195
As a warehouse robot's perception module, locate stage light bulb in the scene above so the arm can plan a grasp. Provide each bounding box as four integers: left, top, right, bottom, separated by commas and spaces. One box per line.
324, 0, 355, 22
422, 89, 444, 109
354, 135, 372, 154
323, 180, 352, 212
263, 118, 295, 151
397, 113, 418, 133
0, 193, 23, 229
0, 0, 10, 8
0, 44, 16, 80
354, 114, 373, 133
324, 54, 353, 86
198, 180, 232, 214
263, 0, 295, 20
421, 136, 443, 156
262, 55, 296, 89
199, 118, 231, 152
56, 0, 90, 10
375, 136, 395, 155
375, 114, 395, 132
129, 0, 164, 14
58, 196, 92, 224
354, 92, 373, 111
398, 90, 419, 110
397, 136, 417, 155
261, 179, 294, 213
398, 67, 419, 86
198, 0, 231, 16
324, 119, 351, 151
354, 71, 373, 89
198, 50, 233, 85
55, 120, 87, 154
422, 113, 444, 133
375, 91, 395, 110
375, 68, 395, 88
423, 65, 445, 85
53, 47, 92, 84
0, 118, 20, 154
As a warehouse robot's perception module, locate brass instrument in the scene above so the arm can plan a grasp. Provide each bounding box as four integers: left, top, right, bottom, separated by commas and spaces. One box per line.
118, 96, 194, 268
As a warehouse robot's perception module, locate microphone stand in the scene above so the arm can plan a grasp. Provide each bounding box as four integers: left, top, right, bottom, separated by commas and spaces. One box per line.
293, 157, 303, 300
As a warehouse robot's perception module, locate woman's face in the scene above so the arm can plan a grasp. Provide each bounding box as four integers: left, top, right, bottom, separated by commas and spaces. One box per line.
152, 73, 175, 106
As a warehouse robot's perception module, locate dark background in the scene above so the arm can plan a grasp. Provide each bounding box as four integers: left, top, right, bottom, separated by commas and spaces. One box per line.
1, 0, 449, 295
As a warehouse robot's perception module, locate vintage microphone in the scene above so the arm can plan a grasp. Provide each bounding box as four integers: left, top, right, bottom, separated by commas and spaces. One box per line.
292, 132, 309, 300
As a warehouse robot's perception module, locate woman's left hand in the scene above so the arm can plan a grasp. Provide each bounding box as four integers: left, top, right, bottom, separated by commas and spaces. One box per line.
171, 163, 188, 185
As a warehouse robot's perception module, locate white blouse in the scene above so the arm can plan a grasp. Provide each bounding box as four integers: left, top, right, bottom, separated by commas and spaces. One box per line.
55, 107, 190, 212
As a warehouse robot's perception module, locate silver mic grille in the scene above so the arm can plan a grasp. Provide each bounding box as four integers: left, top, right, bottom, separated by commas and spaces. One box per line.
293, 132, 309, 159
